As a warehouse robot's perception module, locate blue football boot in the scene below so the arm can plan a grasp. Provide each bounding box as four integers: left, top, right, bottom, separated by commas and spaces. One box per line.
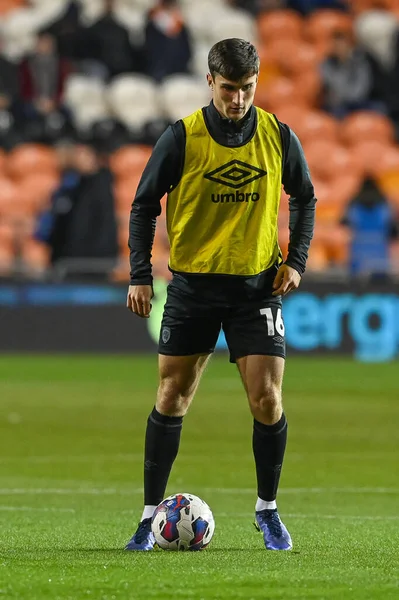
254, 509, 293, 550
125, 518, 155, 551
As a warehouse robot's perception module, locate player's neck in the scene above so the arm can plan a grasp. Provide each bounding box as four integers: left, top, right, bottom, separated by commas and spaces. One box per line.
210, 100, 253, 127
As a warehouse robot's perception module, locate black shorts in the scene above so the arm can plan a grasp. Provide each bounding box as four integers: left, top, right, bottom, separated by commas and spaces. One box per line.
158, 276, 286, 363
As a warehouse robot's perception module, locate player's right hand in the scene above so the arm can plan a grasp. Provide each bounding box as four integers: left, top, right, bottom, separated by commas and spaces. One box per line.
126, 285, 153, 318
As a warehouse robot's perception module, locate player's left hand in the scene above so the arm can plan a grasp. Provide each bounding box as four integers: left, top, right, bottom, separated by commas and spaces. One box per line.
272, 264, 301, 297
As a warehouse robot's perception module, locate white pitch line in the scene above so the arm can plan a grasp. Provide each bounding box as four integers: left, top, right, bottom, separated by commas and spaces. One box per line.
2, 506, 396, 521
0, 488, 142, 496
0, 452, 394, 464
216, 513, 399, 521
203, 487, 399, 495
0, 505, 74, 513
0, 454, 144, 464
0, 487, 398, 496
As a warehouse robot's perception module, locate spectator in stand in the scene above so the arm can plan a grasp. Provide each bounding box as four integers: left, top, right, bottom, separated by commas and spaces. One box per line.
0, 36, 20, 148
320, 30, 380, 118
355, 9, 399, 128
0, 38, 19, 115
81, 0, 139, 80
47, 143, 118, 275
46, 1, 82, 61
288, 0, 348, 14
143, 0, 192, 82
229, 0, 348, 15
388, 29, 399, 128
19, 32, 72, 143
35, 139, 81, 263
341, 177, 398, 279
228, 0, 286, 15
20, 32, 71, 117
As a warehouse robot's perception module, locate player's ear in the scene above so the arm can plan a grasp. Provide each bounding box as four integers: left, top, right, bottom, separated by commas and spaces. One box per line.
206, 73, 214, 89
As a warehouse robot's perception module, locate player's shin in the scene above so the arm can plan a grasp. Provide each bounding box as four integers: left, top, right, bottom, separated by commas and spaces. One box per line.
252, 413, 287, 509
141, 406, 183, 521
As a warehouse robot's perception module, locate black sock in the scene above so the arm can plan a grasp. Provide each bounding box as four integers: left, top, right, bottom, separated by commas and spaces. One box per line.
252, 413, 287, 502
144, 407, 183, 506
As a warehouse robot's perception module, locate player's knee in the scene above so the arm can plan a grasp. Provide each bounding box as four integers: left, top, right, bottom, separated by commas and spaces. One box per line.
249, 385, 282, 424
156, 375, 195, 416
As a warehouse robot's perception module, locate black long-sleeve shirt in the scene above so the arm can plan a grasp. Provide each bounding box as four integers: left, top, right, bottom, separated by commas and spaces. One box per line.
129, 102, 316, 290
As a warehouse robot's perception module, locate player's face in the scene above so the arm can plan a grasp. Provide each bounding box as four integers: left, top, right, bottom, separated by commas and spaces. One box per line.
208, 73, 258, 122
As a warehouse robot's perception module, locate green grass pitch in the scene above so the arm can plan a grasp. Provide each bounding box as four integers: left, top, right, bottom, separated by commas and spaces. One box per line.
0, 354, 398, 599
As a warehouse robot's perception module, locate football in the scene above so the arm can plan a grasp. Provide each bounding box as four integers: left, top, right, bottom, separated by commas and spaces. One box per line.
151, 493, 215, 551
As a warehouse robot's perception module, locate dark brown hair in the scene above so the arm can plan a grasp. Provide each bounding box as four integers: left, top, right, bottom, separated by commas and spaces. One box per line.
208, 38, 260, 81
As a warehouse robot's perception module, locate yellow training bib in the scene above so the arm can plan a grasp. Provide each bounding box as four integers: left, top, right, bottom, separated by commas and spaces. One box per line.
167, 107, 283, 276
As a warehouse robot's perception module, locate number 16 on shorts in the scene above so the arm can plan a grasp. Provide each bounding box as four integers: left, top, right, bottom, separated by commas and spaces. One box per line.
260, 307, 285, 337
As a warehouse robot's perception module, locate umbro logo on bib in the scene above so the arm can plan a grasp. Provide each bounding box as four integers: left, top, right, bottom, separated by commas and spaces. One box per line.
204, 160, 267, 190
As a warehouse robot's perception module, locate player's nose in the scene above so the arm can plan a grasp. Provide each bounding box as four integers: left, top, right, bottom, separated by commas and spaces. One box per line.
232, 89, 244, 107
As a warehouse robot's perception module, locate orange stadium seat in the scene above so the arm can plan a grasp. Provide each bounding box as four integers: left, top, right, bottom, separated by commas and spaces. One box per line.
0, 222, 14, 246
109, 146, 152, 181
350, 140, 396, 176
340, 111, 395, 146
0, 149, 6, 173
267, 39, 320, 78
152, 244, 171, 281
0, 0, 25, 16
0, 241, 14, 275
0, 222, 15, 276
111, 256, 130, 283
323, 224, 350, 265
116, 210, 130, 257
115, 177, 140, 210
19, 173, 59, 211
257, 77, 313, 112
374, 146, 399, 174
306, 242, 329, 270
305, 9, 353, 44
277, 108, 339, 144
274, 105, 309, 133
293, 70, 322, 107
310, 178, 341, 222
20, 239, 50, 273
154, 221, 168, 248
278, 225, 289, 259
279, 189, 290, 219
351, 0, 397, 14
305, 141, 363, 181
377, 171, 399, 207
7, 144, 58, 180
257, 46, 281, 86
0, 177, 19, 211
258, 10, 304, 44
311, 174, 360, 225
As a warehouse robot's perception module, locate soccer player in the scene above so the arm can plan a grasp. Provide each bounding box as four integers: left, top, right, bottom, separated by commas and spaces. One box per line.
125, 38, 316, 551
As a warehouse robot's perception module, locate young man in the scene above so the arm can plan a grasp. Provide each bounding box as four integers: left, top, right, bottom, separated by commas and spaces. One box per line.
126, 38, 316, 551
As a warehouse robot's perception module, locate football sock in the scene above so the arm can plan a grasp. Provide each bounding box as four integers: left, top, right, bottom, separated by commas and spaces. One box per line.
255, 498, 277, 511
141, 505, 157, 521
252, 413, 287, 503
143, 407, 183, 507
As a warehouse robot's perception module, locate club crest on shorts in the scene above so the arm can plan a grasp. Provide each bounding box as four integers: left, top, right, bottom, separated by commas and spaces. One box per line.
162, 327, 171, 344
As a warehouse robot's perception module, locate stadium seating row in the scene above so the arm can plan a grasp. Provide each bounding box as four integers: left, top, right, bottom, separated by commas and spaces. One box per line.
62, 74, 211, 132
1, 132, 399, 278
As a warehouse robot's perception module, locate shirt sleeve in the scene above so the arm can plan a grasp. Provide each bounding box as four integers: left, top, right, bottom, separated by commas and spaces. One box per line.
128, 122, 185, 285
278, 121, 317, 275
